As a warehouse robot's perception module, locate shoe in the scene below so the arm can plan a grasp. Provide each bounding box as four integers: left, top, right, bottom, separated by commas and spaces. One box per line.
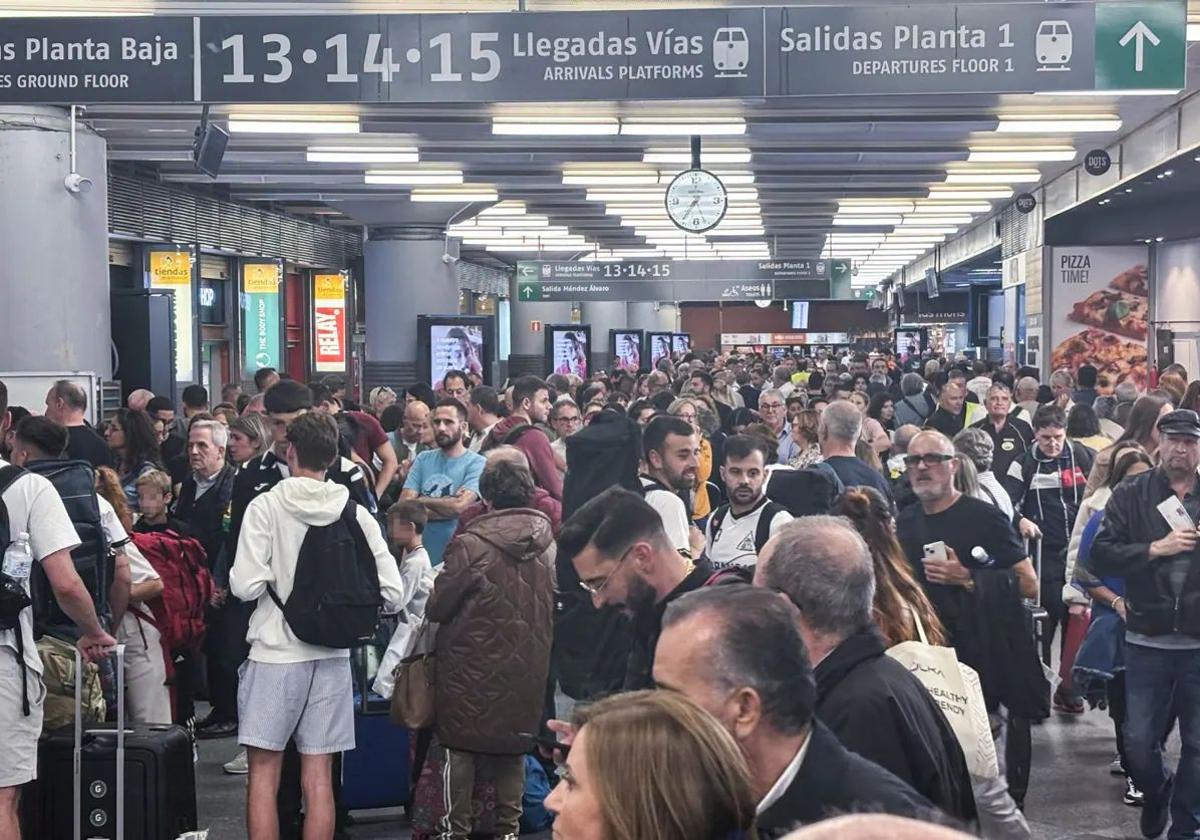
197, 720, 238, 740
1124, 776, 1145, 807
1053, 689, 1085, 714
1140, 776, 1173, 838
1111, 756, 1126, 776
222, 750, 248, 775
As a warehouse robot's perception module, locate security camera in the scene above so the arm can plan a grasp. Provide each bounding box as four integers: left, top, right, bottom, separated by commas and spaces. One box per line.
441, 252, 458, 265
64, 173, 93, 194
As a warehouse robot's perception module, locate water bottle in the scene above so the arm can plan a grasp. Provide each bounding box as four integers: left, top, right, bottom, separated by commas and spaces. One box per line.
2, 532, 32, 581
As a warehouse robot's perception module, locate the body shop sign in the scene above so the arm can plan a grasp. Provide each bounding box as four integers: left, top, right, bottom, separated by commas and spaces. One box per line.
313, 273, 347, 373
147, 246, 195, 383
241, 260, 281, 378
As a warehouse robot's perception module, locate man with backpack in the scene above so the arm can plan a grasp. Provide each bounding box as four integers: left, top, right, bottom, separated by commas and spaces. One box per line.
482, 376, 562, 501
641, 415, 704, 559
703, 435, 793, 573
230, 412, 405, 840
0, 382, 116, 836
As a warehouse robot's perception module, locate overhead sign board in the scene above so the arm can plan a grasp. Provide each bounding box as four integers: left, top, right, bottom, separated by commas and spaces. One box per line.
0, 3, 1184, 103
516, 260, 831, 303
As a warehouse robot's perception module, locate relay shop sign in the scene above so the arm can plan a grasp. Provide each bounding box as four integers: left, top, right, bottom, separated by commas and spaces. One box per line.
241, 261, 282, 378
312, 273, 347, 373
0, 3, 1184, 103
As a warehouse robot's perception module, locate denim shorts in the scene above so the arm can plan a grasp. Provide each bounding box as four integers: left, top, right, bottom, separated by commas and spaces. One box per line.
237, 658, 355, 754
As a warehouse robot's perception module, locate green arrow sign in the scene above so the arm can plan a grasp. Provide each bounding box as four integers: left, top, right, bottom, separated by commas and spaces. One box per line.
518, 281, 541, 301
1096, 1, 1186, 90
517, 262, 540, 280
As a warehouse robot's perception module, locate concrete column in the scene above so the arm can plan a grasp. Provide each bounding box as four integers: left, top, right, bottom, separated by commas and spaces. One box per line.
628, 301, 671, 333
658, 303, 680, 332
509, 279, 574, 377
582, 301, 628, 374
363, 230, 459, 389
0, 106, 110, 376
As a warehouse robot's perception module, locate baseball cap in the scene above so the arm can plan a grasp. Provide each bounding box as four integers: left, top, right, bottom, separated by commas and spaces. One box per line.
1157, 409, 1200, 439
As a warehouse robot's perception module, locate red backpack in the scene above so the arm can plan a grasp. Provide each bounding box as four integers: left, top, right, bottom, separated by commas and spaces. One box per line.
130, 530, 214, 654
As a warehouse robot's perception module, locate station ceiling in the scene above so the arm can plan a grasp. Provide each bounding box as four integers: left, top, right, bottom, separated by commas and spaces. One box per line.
6, 0, 1200, 282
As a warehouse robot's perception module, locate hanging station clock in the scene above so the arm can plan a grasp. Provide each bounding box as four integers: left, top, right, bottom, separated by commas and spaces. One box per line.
665, 168, 727, 233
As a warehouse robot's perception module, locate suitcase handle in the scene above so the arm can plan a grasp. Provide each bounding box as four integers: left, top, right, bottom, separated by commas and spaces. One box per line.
75, 643, 125, 840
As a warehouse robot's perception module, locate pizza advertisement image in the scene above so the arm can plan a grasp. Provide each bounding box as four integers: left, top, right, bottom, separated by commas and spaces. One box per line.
1049, 247, 1149, 389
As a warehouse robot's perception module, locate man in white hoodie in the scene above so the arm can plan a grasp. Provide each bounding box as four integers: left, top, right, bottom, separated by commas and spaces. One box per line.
231, 412, 405, 840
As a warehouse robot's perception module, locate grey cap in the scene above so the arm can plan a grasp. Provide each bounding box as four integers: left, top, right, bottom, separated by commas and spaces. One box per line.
1157, 409, 1200, 439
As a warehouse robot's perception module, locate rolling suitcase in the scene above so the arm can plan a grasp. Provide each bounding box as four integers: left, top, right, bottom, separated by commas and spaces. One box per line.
341, 624, 411, 812
34, 644, 197, 839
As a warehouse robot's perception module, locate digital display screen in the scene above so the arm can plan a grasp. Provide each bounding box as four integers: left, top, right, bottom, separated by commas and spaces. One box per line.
895, 328, 926, 360
429, 323, 485, 389
673, 333, 691, 355
648, 332, 674, 369
547, 326, 590, 380
612, 331, 643, 372
199, 279, 226, 325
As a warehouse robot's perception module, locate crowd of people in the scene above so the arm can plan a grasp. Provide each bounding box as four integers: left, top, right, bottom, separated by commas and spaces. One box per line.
1, 345, 1200, 840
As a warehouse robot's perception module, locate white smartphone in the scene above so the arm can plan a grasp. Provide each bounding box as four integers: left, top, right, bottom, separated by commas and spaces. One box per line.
923, 541, 948, 564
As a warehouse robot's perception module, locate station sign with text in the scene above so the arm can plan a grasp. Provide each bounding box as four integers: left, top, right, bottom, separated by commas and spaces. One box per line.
0, 2, 1184, 102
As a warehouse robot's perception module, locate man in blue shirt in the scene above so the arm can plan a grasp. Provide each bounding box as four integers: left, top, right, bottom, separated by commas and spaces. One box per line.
402, 398, 485, 565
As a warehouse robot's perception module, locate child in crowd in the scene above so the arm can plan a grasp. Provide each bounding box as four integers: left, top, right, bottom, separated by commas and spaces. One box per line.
373, 500, 438, 699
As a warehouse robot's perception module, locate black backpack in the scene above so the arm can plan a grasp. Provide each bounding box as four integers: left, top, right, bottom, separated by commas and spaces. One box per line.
765, 466, 842, 518
706, 500, 789, 555
562, 412, 643, 519
268, 499, 382, 648
25, 459, 111, 637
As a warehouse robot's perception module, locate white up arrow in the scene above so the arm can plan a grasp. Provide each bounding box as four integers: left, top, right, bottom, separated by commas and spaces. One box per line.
1119, 20, 1161, 73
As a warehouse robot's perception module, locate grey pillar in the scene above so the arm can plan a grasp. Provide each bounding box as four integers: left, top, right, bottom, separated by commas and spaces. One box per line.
658, 303, 680, 332
0, 106, 110, 377
509, 278, 574, 377
628, 302, 664, 333
582, 301, 629, 374
363, 229, 459, 389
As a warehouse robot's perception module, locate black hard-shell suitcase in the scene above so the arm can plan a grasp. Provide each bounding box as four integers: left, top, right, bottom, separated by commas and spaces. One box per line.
32, 644, 197, 839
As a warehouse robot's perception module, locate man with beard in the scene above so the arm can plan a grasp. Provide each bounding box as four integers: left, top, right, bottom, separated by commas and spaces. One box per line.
483, 376, 562, 501
703, 435, 792, 573
560, 486, 713, 691
401, 399, 486, 567
641, 415, 704, 558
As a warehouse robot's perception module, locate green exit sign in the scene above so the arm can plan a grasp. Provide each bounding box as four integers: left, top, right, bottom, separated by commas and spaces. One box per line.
1096, 1, 1186, 91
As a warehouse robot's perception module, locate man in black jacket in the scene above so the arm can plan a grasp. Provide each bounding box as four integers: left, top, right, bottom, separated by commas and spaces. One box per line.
1092, 409, 1200, 840
752, 516, 977, 825
654, 586, 934, 838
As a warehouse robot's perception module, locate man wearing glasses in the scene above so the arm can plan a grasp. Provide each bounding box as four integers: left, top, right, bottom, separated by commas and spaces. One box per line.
758, 389, 799, 465
895, 430, 1039, 809
550, 399, 583, 479
559, 486, 713, 691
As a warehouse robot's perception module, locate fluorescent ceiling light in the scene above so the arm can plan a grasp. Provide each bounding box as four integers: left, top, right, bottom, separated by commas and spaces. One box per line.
944, 171, 1040, 185
837, 202, 915, 215
994, 115, 1121, 133
643, 150, 752, 165
832, 216, 902, 226
306, 146, 418, 163
912, 202, 993, 214
486, 243, 589, 252
492, 117, 618, 136
477, 203, 527, 216
412, 188, 498, 202
658, 172, 756, 186
229, 116, 359, 135
563, 174, 660, 186
901, 215, 972, 225
1189, 22, 1200, 41
1034, 89, 1180, 97
892, 226, 957, 235
927, 188, 1013, 200
968, 147, 1076, 163
364, 169, 463, 185
621, 119, 745, 136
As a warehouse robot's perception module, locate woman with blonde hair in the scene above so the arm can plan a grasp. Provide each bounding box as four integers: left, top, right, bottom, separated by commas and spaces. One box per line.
545, 690, 757, 840
832, 487, 947, 647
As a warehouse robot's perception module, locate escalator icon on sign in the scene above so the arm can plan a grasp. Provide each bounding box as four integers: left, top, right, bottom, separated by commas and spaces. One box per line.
713, 27, 749, 78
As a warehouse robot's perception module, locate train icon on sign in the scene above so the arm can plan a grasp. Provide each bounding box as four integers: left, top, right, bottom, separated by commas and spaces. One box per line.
713, 27, 749, 77
1036, 21, 1073, 71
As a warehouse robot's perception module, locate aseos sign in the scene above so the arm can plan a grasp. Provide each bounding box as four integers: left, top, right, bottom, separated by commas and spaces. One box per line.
313, 273, 347, 372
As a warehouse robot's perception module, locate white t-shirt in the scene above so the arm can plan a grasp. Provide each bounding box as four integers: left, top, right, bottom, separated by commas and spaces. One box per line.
704, 497, 794, 570
0, 459, 81, 677
97, 496, 158, 584
640, 476, 691, 553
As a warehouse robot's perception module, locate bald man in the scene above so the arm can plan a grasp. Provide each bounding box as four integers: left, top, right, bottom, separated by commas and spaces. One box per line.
453, 445, 562, 536
127, 388, 154, 412
781, 815, 975, 840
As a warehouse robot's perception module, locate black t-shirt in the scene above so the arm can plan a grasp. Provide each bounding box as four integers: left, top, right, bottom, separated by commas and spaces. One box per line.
67, 424, 114, 470
824, 455, 893, 500
896, 494, 1026, 648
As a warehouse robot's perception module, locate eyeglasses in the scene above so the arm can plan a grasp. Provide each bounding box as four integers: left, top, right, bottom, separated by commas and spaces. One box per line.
903, 453, 955, 468
556, 415, 582, 425
579, 545, 633, 597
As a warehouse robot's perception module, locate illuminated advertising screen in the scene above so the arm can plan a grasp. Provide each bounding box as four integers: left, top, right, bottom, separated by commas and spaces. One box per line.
648, 332, 674, 369
672, 333, 691, 355
418, 315, 493, 389
546, 325, 591, 380
610, 329, 644, 373
894, 328, 926, 361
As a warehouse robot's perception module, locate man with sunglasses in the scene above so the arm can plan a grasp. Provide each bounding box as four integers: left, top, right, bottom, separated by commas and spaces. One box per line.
895, 430, 1039, 808
559, 486, 712, 691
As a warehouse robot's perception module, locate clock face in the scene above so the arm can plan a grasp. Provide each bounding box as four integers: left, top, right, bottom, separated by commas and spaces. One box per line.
665, 169, 727, 233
